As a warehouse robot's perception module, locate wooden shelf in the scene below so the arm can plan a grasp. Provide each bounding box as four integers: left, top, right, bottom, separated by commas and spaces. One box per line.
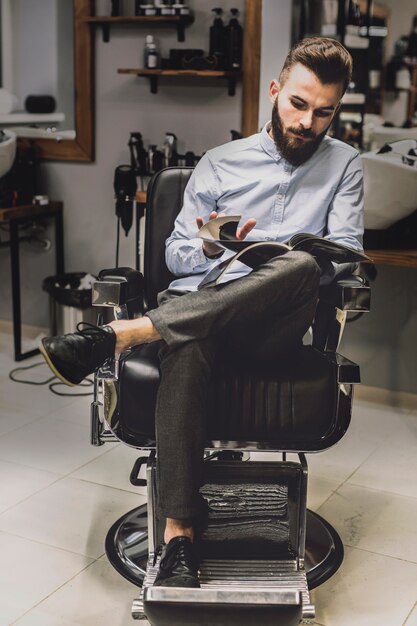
366, 249, 417, 268
118, 68, 241, 95
83, 14, 194, 42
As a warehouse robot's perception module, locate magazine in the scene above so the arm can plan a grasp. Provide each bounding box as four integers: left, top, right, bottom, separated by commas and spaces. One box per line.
198, 215, 370, 288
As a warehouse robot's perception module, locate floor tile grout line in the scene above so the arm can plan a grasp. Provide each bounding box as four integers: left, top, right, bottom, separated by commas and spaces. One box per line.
0, 467, 144, 520
403, 601, 417, 626
308, 408, 409, 496
0, 412, 52, 439
340, 543, 417, 566
0, 425, 114, 477
0, 407, 92, 443
69, 474, 146, 496
0, 473, 65, 517
344, 479, 417, 500
0, 526, 99, 560
0, 450, 111, 497
320, 471, 417, 501
9, 558, 101, 625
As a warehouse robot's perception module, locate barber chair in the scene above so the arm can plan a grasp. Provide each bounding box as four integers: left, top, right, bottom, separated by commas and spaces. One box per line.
90, 167, 370, 625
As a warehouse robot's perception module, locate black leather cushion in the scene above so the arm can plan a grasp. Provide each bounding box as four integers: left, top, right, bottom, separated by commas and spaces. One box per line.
115, 344, 343, 451
144, 167, 194, 309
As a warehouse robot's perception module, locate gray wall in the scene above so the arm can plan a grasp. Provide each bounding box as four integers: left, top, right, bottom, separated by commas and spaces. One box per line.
339, 266, 417, 394
258, 0, 292, 128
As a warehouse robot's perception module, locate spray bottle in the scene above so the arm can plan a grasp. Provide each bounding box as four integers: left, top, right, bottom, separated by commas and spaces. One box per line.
210, 8, 226, 69
226, 8, 243, 71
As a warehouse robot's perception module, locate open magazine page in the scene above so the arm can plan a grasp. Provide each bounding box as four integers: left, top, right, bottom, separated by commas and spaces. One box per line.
288, 233, 368, 263
198, 215, 241, 243
197, 216, 370, 288
198, 241, 290, 289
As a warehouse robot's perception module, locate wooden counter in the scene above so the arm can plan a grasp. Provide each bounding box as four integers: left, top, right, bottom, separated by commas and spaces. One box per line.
0, 201, 63, 222
365, 250, 417, 269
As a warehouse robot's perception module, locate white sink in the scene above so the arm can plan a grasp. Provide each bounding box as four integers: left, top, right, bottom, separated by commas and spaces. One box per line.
0, 130, 16, 178
361, 142, 417, 230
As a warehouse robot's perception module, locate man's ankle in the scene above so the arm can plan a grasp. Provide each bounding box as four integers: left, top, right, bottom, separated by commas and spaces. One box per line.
164, 518, 194, 544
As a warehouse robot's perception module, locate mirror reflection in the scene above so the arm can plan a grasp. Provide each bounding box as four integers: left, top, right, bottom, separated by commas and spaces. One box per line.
0, 0, 75, 140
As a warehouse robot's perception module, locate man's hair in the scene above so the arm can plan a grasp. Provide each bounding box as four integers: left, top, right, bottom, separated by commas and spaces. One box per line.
279, 37, 353, 95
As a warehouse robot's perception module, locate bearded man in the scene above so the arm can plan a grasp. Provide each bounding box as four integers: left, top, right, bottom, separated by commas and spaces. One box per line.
40, 37, 364, 588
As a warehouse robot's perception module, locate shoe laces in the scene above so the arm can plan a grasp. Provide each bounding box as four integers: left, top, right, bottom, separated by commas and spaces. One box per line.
160, 539, 197, 573
75, 321, 112, 343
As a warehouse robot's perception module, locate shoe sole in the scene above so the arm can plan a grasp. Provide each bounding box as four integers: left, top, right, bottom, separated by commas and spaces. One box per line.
103, 379, 118, 427
39, 339, 78, 387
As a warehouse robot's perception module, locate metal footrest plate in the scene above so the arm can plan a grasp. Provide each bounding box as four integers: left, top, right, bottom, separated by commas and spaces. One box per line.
133, 556, 314, 624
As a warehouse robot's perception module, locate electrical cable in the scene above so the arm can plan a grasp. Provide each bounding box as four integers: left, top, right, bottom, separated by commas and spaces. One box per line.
115, 216, 120, 268
9, 361, 94, 396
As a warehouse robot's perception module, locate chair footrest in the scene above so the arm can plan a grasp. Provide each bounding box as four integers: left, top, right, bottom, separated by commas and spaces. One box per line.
133, 556, 314, 624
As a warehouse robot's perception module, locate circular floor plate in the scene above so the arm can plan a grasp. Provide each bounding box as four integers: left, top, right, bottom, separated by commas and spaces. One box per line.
106, 506, 344, 589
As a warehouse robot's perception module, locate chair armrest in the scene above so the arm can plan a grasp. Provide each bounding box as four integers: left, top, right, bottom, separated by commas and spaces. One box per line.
312, 275, 371, 352
92, 267, 145, 317
319, 275, 371, 312
325, 352, 361, 383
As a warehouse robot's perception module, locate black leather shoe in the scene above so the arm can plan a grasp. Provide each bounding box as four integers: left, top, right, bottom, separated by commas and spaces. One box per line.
39, 322, 116, 386
153, 537, 200, 588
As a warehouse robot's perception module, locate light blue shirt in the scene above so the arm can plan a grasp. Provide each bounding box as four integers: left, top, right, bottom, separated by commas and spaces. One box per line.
165, 123, 364, 291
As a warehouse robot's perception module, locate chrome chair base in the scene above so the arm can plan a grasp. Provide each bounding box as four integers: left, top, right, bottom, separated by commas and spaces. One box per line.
105, 505, 343, 591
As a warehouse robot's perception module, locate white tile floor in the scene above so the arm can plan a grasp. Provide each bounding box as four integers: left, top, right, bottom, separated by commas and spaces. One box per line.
0, 329, 416, 626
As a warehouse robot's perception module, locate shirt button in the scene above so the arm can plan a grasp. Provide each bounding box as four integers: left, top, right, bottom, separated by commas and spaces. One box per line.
277, 194, 284, 200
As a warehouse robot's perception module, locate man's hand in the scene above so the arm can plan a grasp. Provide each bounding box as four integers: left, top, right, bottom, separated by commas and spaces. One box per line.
196, 211, 257, 258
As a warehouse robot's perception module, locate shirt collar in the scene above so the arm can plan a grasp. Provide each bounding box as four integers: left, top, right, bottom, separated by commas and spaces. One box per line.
260, 121, 281, 162
260, 121, 330, 169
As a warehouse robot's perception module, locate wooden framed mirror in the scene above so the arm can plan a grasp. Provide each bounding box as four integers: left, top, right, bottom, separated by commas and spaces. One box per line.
18, 0, 94, 162
241, 0, 262, 137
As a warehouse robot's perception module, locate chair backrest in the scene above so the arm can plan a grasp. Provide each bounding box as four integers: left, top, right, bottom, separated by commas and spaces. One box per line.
144, 167, 194, 309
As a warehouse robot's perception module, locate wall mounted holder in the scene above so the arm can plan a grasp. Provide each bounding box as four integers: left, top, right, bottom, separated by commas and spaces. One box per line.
118, 68, 240, 95
83, 15, 194, 43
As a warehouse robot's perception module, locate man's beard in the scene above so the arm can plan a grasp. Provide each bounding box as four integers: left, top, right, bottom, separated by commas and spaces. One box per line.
271, 101, 329, 166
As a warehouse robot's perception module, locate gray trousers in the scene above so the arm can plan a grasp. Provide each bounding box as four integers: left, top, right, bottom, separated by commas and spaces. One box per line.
146, 251, 320, 521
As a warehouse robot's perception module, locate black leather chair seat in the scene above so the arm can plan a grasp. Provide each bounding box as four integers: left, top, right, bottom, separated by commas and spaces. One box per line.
112, 343, 343, 450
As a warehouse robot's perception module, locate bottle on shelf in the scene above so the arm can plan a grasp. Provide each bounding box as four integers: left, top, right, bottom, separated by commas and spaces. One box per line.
144, 35, 160, 69
321, 0, 338, 37
154, 0, 174, 16
172, 3, 190, 16
135, 2, 157, 16
209, 8, 226, 70
110, 0, 122, 17
346, 0, 362, 35
225, 8, 243, 71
